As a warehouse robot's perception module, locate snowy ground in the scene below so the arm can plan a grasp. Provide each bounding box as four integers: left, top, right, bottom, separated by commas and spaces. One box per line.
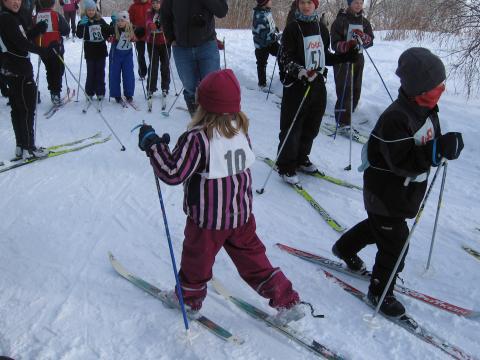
0, 29, 479, 360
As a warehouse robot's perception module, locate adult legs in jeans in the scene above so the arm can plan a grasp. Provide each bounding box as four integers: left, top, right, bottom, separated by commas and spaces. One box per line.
173, 40, 220, 112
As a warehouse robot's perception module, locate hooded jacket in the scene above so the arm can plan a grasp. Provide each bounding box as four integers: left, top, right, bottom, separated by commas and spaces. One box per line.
160, 0, 227, 47
252, 6, 277, 49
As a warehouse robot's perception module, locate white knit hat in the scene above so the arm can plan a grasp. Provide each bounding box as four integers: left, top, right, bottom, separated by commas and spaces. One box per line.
118, 11, 130, 22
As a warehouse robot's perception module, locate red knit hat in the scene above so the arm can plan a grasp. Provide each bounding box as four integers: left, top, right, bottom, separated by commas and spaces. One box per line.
296, 0, 319, 9
197, 69, 241, 114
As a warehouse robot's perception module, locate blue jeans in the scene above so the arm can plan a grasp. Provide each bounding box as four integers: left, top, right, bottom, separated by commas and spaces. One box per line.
172, 40, 220, 107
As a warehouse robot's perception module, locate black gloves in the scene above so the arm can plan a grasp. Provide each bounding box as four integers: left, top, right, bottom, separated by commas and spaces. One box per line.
138, 125, 170, 154
134, 27, 146, 39
344, 47, 359, 63
35, 20, 48, 35
429, 132, 464, 166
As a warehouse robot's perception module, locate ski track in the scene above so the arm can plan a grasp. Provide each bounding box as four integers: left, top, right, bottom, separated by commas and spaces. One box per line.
0, 29, 479, 359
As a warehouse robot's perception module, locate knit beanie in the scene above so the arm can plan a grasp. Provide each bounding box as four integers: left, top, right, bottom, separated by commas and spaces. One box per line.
117, 10, 129, 21
395, 47, 446, 96
257, 0, 269, 6
296, 0, 319, 9
197, 69, 241, 114
83, 0, 96, 10
347, 0, 353, 5
36, 0, 54, 10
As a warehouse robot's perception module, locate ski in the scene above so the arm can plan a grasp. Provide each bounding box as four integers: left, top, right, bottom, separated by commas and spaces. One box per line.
82, 101, 92, 114
0, 135, 111, 174
259, 157, 345, 233
462, 245, 480, 262
260, 156, 362, 191
320, 123, 369, 144
211, 278, 345, 360
123, 97, 140, 111
276, 243, 480, 319
147, 94, 153, 112
321, 270, 476, 360
116, 98, 129, 108
108, 253, 243, 345
43, 90, 76, 119
161, 93, 167, 111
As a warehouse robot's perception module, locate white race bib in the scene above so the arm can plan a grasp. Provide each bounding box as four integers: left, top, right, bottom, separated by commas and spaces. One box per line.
413, 117, 435, 146
204, 130, 255, 179
37, 12, 53, 32
303, 34, 325, 71
89, 24, 103, 42
116, 32, 132, 50
347, 24, 363, 53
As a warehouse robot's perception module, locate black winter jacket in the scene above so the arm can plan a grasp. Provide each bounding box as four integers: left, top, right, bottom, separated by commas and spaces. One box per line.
0, 8, 43, 77
76, 18, 111, 59
363, 90, 441, 219
331, 9, 374, 52
161, 0, 228, 47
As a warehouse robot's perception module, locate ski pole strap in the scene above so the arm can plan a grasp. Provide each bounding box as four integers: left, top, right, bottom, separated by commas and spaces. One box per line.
300, 301, 324, 319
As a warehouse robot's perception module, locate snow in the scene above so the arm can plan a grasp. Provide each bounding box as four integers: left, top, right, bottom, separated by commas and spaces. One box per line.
0, 29, 479, 360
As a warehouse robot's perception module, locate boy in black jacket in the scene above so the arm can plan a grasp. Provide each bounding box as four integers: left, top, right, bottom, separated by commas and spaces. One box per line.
332, 48, 464, 317
277, 0, 357, 185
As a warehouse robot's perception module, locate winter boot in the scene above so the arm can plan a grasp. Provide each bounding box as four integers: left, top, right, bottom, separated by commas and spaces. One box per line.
279, 171, 300, 186
14, 146, 23, 159
163, 290, 201, 318
367, 290, 405, 317
271, 303, 305, 326
125, 96, 133, 103
298, 157, 320, 174
114, 97, 122, 103
332, 243, 366, 272
24, 146, 49, 159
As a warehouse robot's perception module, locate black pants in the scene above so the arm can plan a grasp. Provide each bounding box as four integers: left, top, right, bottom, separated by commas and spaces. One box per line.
0, 54, 9, 97
85, 58, 106, 97
63, 10, 76, 37
135, 41, 147, 78
254, 41, 282, 87
334, 213, 409, 296
8, 75, 37, 149
147, 42, 170, 93
41, 51, 65, 94
277, 78, 326, 173
333, 54, 364, 126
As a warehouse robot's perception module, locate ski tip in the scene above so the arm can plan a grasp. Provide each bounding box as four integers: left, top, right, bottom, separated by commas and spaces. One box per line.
108, 251, 115, 262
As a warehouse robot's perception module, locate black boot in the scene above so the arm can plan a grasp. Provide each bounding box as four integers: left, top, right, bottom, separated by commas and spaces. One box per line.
367, 290, 405, 317
332, 243, 366, 272
257, 65, 267, 88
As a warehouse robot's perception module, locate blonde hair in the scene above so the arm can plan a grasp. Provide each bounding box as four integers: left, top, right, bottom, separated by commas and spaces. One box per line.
114, 21, 134, 41
188, 105, 250, 140
81, 9, 102, 21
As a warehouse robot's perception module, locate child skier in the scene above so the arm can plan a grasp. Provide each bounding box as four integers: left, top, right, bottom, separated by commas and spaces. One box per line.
108, 11, 135, 104
145, 0, 170, 99
331, 48, 464, 317
331, 0, 374, 129
137, 69, 304, 325
252, 0, 281, 90
34, 0, 70, 105
277, 0, 357, 185
76, 0, 111, 107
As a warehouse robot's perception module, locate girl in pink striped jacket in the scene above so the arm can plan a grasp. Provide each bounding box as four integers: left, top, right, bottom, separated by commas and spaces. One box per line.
138, 69, 303, 324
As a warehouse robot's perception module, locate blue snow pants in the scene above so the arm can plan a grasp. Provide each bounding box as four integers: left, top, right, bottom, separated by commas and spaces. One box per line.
109, 47, 135, 98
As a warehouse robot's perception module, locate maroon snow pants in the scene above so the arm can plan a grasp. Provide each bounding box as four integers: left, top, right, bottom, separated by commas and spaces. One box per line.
177, 215, 299, 311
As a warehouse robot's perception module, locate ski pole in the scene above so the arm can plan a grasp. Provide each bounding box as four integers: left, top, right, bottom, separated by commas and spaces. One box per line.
355, 35, 393, 102
134, 43, 147, 100
161, 85, 184, 117
54, 49, 126, 151
222, 37, 226, 70
162, 32, 178, 96
345, 62, 353, 171
64, 59, 71, 97
76, 25, 86, 102
256, 84, 311, 194
425, 161, 448, 271
266, 42, 282, 101
371, 159, 446, 320
34, 35, 42, 136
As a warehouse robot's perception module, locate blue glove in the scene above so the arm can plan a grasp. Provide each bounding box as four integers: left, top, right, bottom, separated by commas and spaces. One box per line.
111, 14, 117, 24
79, 16, 88, 25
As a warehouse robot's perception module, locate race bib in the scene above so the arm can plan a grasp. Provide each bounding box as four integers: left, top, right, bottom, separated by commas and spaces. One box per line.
303, 34, 325, 71
89, 24, 103, 42
204, 130, 255, 179
414, 117, 435, 146
37, 12, 53, 32
347, 24, 364, 53
116, 32, 132, 50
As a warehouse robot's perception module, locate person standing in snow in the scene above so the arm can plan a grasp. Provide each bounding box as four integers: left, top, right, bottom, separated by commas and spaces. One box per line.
276, 0, 358, 185
252, 0, 282, 91
161, 0, 227, 116
145, 0, 170, 98
137, 69, 304, 325
108, 11, 136, 104
331, 48, 464, 317
33, 0, 70, 106
331, 0, 374, 130
76, 0, 111, 106
128, 0, 150, 80
0, 0, 55, 159
59, 0, 80, 40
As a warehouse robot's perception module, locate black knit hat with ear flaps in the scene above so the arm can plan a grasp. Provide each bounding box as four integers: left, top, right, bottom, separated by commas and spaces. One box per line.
395, 47, 446, 96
